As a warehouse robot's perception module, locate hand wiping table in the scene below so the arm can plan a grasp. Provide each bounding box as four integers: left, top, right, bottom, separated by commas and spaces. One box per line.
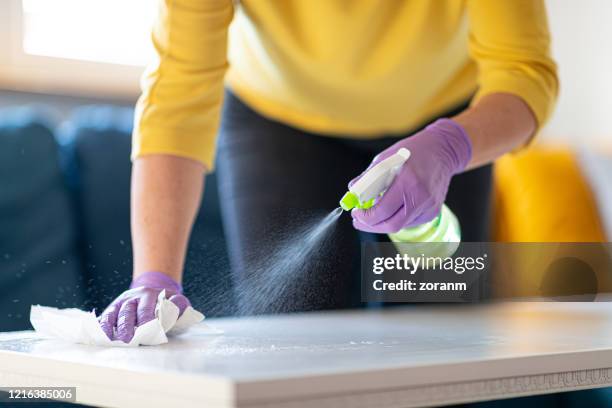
30, 290, 214, 347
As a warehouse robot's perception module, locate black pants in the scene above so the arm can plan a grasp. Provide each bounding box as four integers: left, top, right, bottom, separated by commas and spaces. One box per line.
217, 91, 492, 314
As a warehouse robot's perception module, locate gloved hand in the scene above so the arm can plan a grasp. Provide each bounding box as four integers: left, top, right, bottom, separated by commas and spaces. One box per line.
350, 118, 472, 233
98, 271, 190, 343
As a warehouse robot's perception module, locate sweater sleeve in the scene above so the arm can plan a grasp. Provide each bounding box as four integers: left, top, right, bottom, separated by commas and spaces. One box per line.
132, 0, 233, 170
467, 0, 559, 129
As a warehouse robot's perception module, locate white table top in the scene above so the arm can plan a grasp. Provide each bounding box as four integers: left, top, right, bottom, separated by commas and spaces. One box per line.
2, 302, 612, 407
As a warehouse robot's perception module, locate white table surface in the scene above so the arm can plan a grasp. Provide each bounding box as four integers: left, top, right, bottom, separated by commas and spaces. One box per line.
2, 303, 612, 407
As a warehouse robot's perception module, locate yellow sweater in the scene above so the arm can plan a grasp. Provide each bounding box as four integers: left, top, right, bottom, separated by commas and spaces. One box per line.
133, 0, 558, 170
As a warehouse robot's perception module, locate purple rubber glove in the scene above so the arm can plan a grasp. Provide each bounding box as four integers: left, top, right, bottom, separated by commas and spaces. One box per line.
351, 118, 472, 233
98, 271, 190, 343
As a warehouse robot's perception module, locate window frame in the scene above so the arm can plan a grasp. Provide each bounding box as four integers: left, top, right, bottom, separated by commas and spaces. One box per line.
0, 0, 144, 98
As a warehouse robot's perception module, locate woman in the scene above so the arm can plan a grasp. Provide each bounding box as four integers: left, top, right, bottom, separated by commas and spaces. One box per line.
99, 0, 557, 343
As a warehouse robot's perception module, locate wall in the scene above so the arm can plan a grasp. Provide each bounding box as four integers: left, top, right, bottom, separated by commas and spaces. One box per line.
542, 0, 612, 146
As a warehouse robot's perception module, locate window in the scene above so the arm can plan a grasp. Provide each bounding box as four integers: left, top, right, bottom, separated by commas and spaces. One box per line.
0, 0, 157, 98
22, 0, 155, 66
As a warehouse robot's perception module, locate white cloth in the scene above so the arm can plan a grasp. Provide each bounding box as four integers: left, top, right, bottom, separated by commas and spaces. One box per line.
30, 291, 211, 347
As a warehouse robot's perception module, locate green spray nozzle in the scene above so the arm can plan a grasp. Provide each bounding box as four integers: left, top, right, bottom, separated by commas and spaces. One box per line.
339, 148, 411, 213
339, 191, 375, 211
339, 192, 358, 211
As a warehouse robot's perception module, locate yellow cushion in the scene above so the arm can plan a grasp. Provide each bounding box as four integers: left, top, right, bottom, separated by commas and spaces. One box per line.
493, 146, 606, 242
492, 147, 610, 298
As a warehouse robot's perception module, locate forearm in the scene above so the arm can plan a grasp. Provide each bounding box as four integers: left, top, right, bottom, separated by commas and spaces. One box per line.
131, 155, 205, 283
453, 92, 537, 169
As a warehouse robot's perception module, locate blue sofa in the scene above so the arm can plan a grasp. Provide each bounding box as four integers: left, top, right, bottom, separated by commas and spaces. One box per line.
0, 106, 232, 332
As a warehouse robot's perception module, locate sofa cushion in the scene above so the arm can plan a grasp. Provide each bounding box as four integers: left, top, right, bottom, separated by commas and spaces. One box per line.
63, 106, 233, 315
494, 146, 606, 242
492, 146, 611, 299
0, 108, 84, 331
59, 106, 135, 312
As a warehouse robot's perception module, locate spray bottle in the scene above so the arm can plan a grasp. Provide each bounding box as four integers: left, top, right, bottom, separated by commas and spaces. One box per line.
339, 148, 460, 258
